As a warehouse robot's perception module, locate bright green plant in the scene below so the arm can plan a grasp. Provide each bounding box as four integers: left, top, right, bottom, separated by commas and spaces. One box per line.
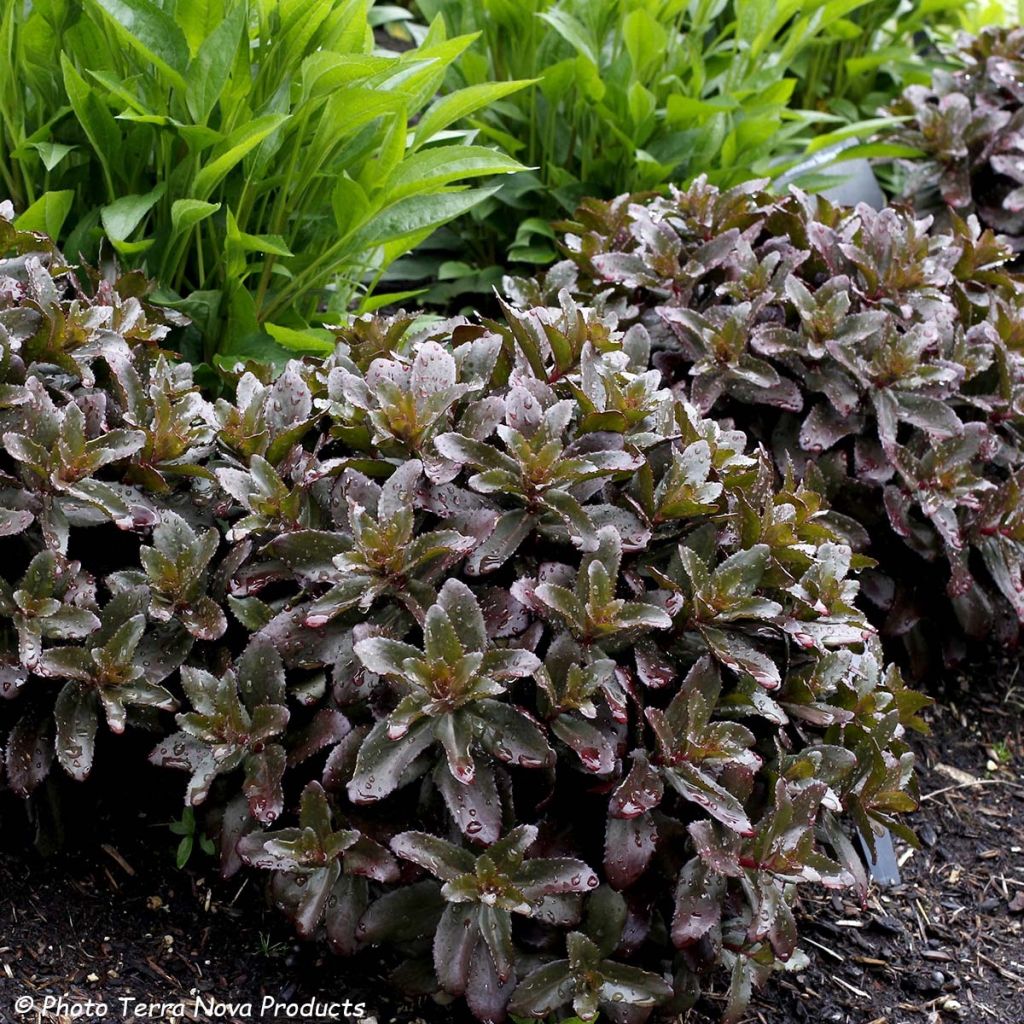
398, 0, 916, 298
169, 806, 216, 868
0, 0, 525, 359
788, 0, 1012, 121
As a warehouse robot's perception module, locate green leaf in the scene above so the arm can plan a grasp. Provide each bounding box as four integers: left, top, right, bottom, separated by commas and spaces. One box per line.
174, 0, 227, 55
387, 146, 523, 200
537, 10, 597, 64
15, 191, 75, 239
185, 5, 244, 123
356, 288, 428, 314
100, 184, 165, 243
264, 323, 336, 355
225, 208, 294, 264
193, 115, 290, 199
28, 143, 77, 172
331, 174, 369, 237
89, 0, 190, 90
170, 198, 221, 235
412, 82, 529, 149
60, 54, 120, 193
354, 187, 502, 248
176, 835, 193, 868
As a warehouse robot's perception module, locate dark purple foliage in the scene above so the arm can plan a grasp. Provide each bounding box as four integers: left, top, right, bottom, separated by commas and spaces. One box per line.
888, 27, 1024, 249
0, 209, 927, 1023
509, 177, 1024, 672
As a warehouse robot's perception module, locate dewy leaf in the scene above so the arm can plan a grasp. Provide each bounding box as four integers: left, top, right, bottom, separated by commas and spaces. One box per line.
5, 710, 54, 797
347, 718, 435, 803
702, 627, 782, 689
54, 682, 98, 781
391, 831, 476, 882
664, 762, 754, 835
0, 202, 932, 1024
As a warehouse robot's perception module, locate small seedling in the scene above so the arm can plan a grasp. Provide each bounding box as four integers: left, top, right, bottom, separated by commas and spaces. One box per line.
168, 808, 215, 870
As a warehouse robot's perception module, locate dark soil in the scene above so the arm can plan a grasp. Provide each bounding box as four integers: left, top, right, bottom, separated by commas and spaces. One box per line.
1, 663, 1021, 1024
747, 658, 1024, 1024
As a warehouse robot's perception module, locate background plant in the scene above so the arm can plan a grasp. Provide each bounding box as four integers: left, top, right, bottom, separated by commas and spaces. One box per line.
789, 0, 1014, 121
886, 25, 1024, 251
0, 211, 924, 1023
394, 0, 850, 300
512, 178, 1024, 672
388, 0, 1005, 305
0, 0, 525, 361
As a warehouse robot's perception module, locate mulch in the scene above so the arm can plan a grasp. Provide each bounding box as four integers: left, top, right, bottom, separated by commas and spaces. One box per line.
748, 656, 1024, 1024
1, 658, 1021, 1024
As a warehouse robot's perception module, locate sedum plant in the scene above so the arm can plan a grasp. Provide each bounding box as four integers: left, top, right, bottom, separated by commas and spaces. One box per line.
0, 210, 925, 1023
887, 26, 1024, 251
513, 178, 1024, 672
0, 207, 194, 793
0, 0, 525, 359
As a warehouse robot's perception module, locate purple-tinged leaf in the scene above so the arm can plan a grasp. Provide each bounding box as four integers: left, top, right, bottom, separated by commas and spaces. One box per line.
671, 857, 724, 947
348, 718, 434, 803
508, 960, 574, 1018
243, 743, 286, 824
604, 815, 657, 890
664, 763, 753, 835
5, 709, 54, 796
357, 880, 445, 945
433, 902, 480, 996
473, 700, 555, 769
391, 831, 476, 881
609, 753, 663, 819
326, 874, 368, 956
435, 760, 501, 844
465, 933, 516, 1021
551, 714, 616, 775
54, 681, 98, 782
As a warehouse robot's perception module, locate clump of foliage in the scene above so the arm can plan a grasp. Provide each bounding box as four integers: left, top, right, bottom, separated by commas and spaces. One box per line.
398, 0, 912, 298
887, 26, 1024, 250
0, 210, 925, 1023
509, 178, 1024, 671
789, 0, 1012, 121
0, 0, 525, 359
0, 205, 194, 791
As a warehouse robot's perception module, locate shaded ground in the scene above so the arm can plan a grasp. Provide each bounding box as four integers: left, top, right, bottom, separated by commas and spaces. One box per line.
749, 659, 1024, 1024
1, 664, 1021, 1024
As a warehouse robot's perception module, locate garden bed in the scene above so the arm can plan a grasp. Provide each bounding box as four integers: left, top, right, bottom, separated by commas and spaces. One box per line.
2, 656, 1020, 1024
750, 653, 1024, 1024
3, 7, 1024, 1024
